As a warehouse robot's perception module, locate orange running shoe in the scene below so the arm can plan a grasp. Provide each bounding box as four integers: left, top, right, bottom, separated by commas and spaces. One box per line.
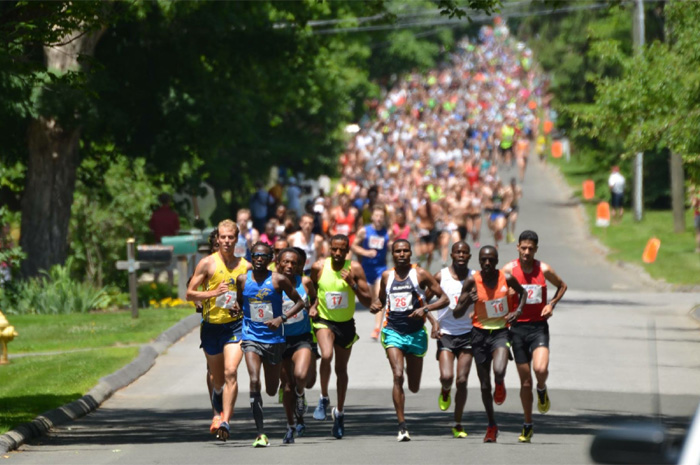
209, 414, 222, 434
493, 382, 506, 405
484, 425, 499, 443
371, 327, 380, 340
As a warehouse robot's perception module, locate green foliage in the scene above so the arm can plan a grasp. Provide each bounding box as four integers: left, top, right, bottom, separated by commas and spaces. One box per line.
0, 258, 111, 315
69, 154, 171, 288
137, 282, 177, 305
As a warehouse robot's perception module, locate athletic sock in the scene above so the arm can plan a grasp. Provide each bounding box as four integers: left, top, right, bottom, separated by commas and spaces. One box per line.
334, 408, 344, 417
250, 392, 264, 434
537, 387, 547, 402
398, 421, 407, 431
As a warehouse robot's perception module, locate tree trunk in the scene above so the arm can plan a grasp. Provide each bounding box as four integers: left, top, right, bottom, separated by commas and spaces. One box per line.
19, 28, 104, 278
669, 151, 686, 233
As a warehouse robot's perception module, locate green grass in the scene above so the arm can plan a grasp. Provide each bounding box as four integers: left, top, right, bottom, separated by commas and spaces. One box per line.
548, 154, 699, 286
0, 348, 139, 433
9, 307, 193, 353
0, 307, 194, 434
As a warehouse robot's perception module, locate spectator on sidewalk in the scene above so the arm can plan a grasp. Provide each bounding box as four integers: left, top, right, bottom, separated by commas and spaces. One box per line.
149, 193, 180, 285
250, 182, 274, 233
607, 166, 625, 221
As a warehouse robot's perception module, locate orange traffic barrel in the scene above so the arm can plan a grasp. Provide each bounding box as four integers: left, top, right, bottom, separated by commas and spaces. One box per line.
595, 202, 610, 227
642, 238, 661, 263
543, 120, 553, 134
583, 180, 595, 200
551, 140, 563, 158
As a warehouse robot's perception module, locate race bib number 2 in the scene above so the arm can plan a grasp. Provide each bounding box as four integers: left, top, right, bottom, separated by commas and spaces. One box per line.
523, 284, 543, 304
325, 292, 348, 310
485, 297, 508, 318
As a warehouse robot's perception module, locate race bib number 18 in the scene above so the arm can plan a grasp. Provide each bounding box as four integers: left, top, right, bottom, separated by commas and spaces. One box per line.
325, 292, 348, 310
523, 284, 543, 304
485, 297, 508, 318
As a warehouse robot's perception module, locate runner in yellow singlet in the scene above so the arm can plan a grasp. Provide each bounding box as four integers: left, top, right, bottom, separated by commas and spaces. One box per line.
187, 219, 251, 441
308, 234, 371, 439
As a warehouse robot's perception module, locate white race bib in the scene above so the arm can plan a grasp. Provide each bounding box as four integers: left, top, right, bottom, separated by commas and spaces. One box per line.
282, 299, 304, 325
485, 297, 508, 318
325, 291, 348, 310
336, 224, 350, 235
215, 291, 237, 309
390, 292, 413, 312
523, 284, 543, 304
250, 302, 274, 323
368, 236, 385, 250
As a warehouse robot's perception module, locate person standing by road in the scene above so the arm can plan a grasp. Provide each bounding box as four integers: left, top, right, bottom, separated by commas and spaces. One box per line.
233, 242, 306, 447
501, 230, 567, 443
370, 239, 447, 442
608, 166, 625, 221
149, 193, 180, 286
309, 234, 372, 439
186, 220, 251, 441
453, 246, 526, 443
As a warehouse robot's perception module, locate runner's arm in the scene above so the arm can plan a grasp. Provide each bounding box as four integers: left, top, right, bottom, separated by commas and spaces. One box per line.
347, 261, 373, 308
423, 270, 442, 300
350, 227, 374, 258
186, 257, 225, 302
453, 276, 476, 319
369, 271, 389, 314
541, 263, 567, 319
410, 267, 449, 318
505, 273, 526, 323
302, 276, 317, 310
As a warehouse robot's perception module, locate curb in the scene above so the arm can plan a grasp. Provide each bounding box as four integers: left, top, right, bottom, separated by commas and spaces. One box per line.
0, 313, 200, 454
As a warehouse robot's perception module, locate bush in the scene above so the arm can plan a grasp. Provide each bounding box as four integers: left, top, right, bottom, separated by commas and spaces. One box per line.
0, 259, 112, 315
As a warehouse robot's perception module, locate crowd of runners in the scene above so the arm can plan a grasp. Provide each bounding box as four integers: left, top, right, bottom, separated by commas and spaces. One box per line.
186, 21, 567, 447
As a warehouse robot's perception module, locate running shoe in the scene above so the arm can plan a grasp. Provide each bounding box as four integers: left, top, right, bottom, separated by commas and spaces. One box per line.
397, 429, 411, 442
283, 427, 295, 444
370, 327, 380, 340
438, 389, 451, 411
493, 382, 506, 405
295, 421, 306, 437
331, 407, 344, 439
252, 434, 270, 448
295, 392, 307, 420
313, 396, 330, 421
506, 232, 515, 243
452, 425, 468, 439
216, 421, 230, 442
537, 387, 551, 414
211, 390, 223, 414
518, 424, 534, 443
209, 414, 222, 435
483, 425, 498, 443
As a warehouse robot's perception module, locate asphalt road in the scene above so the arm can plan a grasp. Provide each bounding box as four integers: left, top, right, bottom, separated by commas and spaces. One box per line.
5, 158, 700, 465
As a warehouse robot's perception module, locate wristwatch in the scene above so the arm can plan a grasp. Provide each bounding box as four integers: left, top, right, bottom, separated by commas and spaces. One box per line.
280, 313, 288, 322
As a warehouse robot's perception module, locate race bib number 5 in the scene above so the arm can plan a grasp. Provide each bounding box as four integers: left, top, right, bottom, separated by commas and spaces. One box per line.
390, 292, 413, 312
522, 284, 543, 304
216, 291, 237, 309
250, 302, 274, 322
325, 292, 348, 310
485, 297, 508, 318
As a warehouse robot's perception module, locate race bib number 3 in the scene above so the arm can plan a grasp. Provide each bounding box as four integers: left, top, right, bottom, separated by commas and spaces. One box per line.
325, 292, 348, 310
485, 297, 508, 318
523, 284, 543, 304
216, 291, 237, 309
390, 292, 413, 312
250, 302, 274, 323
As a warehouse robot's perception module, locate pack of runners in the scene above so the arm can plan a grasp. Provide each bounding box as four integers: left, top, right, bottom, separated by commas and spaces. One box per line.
185, 20, 565, 447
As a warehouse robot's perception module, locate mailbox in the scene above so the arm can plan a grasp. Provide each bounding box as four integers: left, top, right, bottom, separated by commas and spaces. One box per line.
161, 235, 198, 255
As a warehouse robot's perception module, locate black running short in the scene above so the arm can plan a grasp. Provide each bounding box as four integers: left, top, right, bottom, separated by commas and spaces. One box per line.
283, 332, 315, 360
471, 327, 510, 365
510, 321, 549, 364
241, 340, 285, 365
436, 331, 473, 360
314, 317, 359, 349
457, 225, 468, 241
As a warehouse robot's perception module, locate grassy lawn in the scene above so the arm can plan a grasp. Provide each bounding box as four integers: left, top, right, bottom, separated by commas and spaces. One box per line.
548, 156, 700, 286
0, 307, 194, 434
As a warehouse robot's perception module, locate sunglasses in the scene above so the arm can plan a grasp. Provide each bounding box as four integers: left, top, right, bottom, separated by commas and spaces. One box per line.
251, 252, 272, 259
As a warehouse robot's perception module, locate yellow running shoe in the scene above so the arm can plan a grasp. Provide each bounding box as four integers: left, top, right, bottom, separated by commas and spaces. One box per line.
537, 388, 550, 414
438, 389, 451, 411
253, 434, 270, 448
452, 426, 468, 438
518, 424, 533, 443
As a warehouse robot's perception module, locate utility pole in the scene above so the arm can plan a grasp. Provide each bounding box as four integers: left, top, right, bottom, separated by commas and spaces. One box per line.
632, 0, 645, 221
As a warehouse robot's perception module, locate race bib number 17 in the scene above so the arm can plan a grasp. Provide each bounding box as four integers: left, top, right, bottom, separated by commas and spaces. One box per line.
325, 292, 348, 310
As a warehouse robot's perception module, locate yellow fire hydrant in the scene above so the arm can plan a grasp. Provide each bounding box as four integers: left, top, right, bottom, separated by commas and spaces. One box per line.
0, 309, 18, 365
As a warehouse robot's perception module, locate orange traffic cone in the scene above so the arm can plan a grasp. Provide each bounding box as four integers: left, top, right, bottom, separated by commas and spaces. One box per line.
583, 180, 595, 200
596, 202, 611, 227
642, 238, 661, 263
